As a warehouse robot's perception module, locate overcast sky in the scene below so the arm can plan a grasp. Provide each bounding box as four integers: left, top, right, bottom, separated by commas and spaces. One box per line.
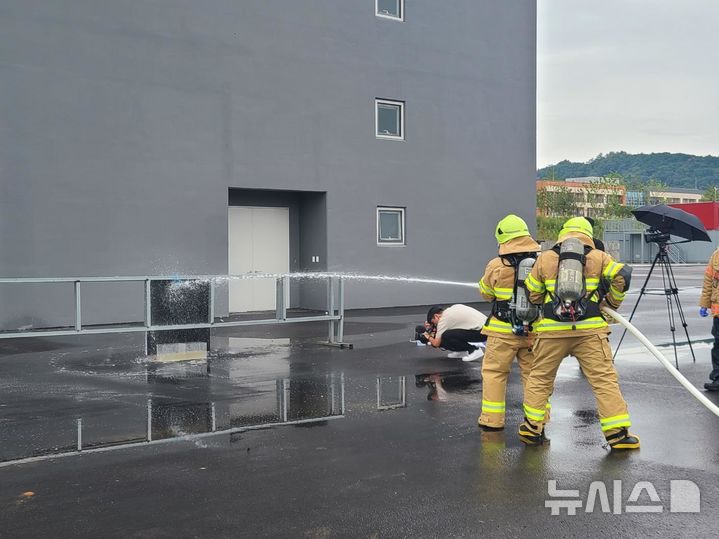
538, 0, 719, 167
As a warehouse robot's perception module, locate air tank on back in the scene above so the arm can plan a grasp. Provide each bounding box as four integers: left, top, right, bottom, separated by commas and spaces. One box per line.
514, 257, 539, 324
556, 237, 586, 306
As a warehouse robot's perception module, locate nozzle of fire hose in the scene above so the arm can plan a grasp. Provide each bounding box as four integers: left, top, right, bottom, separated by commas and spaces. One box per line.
601, 305, 719, 418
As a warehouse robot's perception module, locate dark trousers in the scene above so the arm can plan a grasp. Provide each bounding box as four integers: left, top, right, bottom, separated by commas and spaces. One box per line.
441, 329, 487, 352
711, 318, 719, 381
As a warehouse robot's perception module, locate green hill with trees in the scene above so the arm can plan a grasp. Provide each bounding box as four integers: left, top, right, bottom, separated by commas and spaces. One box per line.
537, 151, 719, 190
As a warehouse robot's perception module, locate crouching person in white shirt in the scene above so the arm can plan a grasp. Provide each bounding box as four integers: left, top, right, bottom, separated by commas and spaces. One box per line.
423, 304, 487, 362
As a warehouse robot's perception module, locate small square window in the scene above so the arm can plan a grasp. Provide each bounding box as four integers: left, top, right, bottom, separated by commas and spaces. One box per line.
376, 0, 403, 21
377, 207, 405, 245
375, 99, 404, 140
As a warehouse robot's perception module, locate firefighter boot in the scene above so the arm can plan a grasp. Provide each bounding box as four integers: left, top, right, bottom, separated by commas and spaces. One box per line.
478, 421, 504, 432
518, 419, 549, 446
605, 428, 640, 451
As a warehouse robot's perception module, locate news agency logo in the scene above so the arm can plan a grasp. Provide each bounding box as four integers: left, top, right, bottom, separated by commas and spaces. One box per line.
545, 480, 700, 515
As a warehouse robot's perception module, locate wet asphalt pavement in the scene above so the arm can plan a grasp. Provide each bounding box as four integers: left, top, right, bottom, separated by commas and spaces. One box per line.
1, 265, 718, 537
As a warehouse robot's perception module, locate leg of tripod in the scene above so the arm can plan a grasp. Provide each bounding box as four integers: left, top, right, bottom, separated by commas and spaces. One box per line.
659, 253, 680, 369
664, 254, 697, 363
613, 251, 661, 360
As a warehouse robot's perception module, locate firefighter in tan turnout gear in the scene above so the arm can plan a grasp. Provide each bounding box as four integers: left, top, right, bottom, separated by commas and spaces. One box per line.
699, 248, 719, 391
477, 215, 545, 430
519, 217, 640, 450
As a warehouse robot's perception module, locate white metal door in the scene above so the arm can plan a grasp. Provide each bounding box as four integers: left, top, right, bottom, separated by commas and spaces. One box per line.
228, 206, 290, 312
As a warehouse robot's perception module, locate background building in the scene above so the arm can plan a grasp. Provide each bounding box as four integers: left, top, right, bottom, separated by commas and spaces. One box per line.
0, 1, 537, 329
625, 187, 703, 208
536, 178, 626, 218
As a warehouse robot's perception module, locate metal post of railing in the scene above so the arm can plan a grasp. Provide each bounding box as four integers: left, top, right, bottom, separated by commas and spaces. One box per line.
275, 277, 287, 321
76, 418, 82, 451
144, 279, 151, 328
400, 376, 406, 407
283, 275, 289, 312
327, 276, 336, 343
337, 277, 345, 343
208, 279, 215, 325
211, 402, 217, 432
74, 281, 82, 331
144, 279, 151, 356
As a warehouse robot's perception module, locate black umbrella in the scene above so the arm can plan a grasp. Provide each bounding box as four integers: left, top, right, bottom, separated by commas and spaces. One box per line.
632, 204, 711, 242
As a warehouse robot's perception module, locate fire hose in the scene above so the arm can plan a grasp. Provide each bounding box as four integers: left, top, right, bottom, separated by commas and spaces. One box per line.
602, 306, 719, 417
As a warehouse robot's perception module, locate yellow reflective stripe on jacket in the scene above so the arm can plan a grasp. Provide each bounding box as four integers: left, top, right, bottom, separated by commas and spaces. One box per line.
600, 414, 631, 431
526, 273, 544, 293
494, 286, 513, 300
485, 319, 514, 334
609, 285, 625, 302
479, 278, 494, 296
523, 404, 546, 422
603, 261, 622, 279
545, 279, 556, 292
482, 399, 506, 413
534, 317, 608, 332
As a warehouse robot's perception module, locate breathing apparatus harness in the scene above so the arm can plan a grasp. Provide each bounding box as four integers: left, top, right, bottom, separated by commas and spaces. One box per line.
547, 238, 605, 328
490, 252, 540, 336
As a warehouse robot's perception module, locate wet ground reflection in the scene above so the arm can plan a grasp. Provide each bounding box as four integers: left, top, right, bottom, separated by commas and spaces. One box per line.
0, 333, 490, 466
415, 370, 482, 401
0, 352, 446, 464
0, 371, 349, 464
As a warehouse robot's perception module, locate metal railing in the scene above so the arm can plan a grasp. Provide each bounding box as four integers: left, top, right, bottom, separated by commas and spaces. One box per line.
0, 274, 348, 346
667, 243, 688, 264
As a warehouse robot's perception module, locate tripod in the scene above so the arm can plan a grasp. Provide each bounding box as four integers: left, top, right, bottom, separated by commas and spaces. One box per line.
613, 242, 696, 368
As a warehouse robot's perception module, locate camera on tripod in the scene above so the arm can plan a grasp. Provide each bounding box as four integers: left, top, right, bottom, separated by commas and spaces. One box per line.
644, 228, 671, 245
613, 204, 712, 366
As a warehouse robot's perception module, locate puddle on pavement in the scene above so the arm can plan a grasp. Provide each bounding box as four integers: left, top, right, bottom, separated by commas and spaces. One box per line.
0, 338, 484, 464
414, 370, 482, 401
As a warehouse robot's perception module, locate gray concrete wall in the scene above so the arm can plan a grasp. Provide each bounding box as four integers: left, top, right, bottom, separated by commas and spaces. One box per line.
0, 0, 536, 328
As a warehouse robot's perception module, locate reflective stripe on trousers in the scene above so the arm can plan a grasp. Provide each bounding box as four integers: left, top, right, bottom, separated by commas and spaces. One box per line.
478, 334, 536, 429
522, 333, 631, 437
